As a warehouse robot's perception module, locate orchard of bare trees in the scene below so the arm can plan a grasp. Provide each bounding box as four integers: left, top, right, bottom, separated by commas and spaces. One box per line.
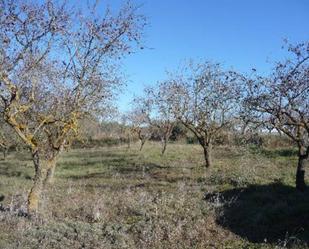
0, 2, 308, 247
132, 44, 308, 191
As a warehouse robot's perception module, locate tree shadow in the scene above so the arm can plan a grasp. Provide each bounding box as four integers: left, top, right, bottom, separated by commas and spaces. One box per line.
65, 150, 138, 160
65, 161, 170, 180
255, 147, 298, 158
61, 155, 193, 186
206, 183, 309, 245
0, 163, 31, 179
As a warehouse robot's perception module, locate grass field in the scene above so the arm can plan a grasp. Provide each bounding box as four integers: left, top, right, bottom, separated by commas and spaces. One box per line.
0, 142, 308, 249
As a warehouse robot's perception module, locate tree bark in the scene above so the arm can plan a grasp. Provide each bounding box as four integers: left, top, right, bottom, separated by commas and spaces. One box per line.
161, 125, 173, 156
140, 139, 146, 151
44, 158, 57, 185
127, 133, 131, 149
43, 141, 65, 185
296, 151, 308, 191
203, 145, 212, 168
161, 137, 167, 155
27, 151, 44, 216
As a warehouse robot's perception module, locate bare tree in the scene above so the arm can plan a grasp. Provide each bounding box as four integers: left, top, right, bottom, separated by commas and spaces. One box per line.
137, 82, 176, 155
168, 61, 242, 167
244, 41, 309, 191
128, 108, 152, 151
0, 0, 145, 215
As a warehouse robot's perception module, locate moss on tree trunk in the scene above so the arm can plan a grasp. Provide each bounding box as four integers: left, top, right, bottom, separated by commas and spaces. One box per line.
27, 151, 44, 216
44, 158, 57, 185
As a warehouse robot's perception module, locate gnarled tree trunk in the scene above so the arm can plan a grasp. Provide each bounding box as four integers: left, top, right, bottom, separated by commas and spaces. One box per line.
296, 146, 308, 191
197, 136, 212, 168
43, 141, 65, 185
27, 150, 44, 216
161, 137, 167, 155
44, 158, 57, 185
140, 139, 146, 151
161, 125, 173, 156
202, 144, 212, 168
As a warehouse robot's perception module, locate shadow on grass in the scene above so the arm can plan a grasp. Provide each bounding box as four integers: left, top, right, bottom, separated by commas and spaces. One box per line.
0, 165, 23, 178
65, 150, 138, 160
0, 163, 31, 179
64, 160, 170, 180
60, 152, 138, 170
206, 183, 309, 245
251, 147, 298, 158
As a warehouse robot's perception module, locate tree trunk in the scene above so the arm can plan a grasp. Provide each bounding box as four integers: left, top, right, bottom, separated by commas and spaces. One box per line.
127, 133, 131, 149
241, 122, 248, 135
296, 152, 308, 191
203, 145, 212, 168
44, 158, 57, 185
161, 137, 167, 155
27, 151, 44, 216
140, 139, 146, 151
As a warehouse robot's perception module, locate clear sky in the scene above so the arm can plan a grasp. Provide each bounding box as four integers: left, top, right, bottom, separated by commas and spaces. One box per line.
96, 0, 309, 111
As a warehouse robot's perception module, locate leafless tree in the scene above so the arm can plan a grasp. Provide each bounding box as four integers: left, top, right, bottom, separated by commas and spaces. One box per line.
167, 61, 242, 167
243, 41, 309, 191
0, 0, 146, 215
136, 82, 176, 155
128, 108, 152, 151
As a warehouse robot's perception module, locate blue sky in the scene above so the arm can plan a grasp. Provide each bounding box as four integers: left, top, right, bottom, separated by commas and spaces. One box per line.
100, 0, 309, 111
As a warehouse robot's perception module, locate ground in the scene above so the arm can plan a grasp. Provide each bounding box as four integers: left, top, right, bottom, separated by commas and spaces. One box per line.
0, 142, 308, 249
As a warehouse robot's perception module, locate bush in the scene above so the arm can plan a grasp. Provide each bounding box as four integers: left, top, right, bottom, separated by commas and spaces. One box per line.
186, 136, 198, 144
170, 123, 187, 141
233, 132, 264, 147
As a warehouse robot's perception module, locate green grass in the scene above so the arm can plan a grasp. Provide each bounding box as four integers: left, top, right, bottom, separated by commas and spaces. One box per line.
0, 142, 308, 248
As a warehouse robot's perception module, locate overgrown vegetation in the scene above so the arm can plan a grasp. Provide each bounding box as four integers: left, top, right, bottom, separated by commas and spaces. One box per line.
0, 142, 308, 248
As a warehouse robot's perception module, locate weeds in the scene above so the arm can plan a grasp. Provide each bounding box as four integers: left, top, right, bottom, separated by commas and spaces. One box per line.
0, 143, 307, 248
